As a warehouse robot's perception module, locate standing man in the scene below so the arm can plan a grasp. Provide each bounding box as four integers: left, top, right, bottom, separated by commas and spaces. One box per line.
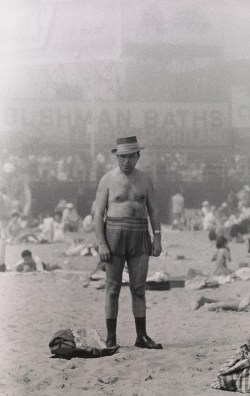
94, 136, 162, 349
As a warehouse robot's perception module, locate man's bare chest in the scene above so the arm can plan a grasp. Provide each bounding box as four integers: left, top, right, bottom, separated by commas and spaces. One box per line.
109, 180, 147, 203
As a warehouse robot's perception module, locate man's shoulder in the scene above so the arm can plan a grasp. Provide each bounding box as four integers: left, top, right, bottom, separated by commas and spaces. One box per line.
98, 171, 110, 183
98, 168, 117, 187
136, 170, 154, 191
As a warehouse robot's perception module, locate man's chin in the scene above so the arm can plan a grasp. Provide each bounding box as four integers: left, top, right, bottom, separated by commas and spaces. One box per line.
122, 168, 132, 174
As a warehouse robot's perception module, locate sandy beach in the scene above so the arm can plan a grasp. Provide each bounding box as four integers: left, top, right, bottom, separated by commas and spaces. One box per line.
1, 230, 250, 396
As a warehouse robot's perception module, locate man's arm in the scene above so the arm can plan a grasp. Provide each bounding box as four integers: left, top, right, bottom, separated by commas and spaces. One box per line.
146, 176, 162, 257
94, 175, 111, 262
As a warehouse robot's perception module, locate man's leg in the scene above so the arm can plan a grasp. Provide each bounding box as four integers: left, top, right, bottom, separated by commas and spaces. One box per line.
127, 255, 162, 349
192, 296, 219, 310
18, 232, 40, 243
127, 254, 148, 317
105, 255, 125, 347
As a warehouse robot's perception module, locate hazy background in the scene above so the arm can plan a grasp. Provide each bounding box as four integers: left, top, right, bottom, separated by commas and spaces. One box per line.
0, 1, 250, 141
1, 0, 250, 220
1, 0, 250, 63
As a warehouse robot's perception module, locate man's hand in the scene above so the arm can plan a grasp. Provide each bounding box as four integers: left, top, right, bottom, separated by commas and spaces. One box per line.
99, 244, 111, 263
152, 236, 162, 257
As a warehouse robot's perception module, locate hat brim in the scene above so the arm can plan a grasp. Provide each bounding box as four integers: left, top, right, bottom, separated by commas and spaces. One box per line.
111, 147, 144, 154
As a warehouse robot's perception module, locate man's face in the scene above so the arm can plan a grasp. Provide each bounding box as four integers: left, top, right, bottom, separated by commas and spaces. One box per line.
117, 152, 139, 174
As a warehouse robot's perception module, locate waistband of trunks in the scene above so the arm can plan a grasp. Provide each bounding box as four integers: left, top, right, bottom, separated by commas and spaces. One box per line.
105, 216, 148, 231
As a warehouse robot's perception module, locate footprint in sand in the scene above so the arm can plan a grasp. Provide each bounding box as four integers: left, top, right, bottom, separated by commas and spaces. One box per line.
114, 356, 127, 363
97, 376, 119, 384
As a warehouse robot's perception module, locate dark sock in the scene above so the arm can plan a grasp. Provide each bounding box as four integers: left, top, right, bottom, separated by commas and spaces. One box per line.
135, 317, 146, 337
135, 317, 162, 349
106, 319, 117, 340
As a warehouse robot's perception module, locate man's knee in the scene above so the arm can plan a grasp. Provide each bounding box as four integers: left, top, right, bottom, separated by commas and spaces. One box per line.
106, 280, 121, 298
130, 282, 146, 299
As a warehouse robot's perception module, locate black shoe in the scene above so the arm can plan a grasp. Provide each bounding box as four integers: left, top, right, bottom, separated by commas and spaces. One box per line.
106, 336, 118, 348
135, 335, 162, 349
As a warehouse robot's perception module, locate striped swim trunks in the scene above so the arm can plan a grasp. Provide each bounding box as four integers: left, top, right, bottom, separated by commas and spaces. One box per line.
105, 217, 152, 259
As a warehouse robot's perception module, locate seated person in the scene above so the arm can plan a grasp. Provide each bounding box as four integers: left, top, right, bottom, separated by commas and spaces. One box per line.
63, 203, 81, 232
38, 212, 65, 243
6, 212, 39, 244
38, 216, 54, 243
52, 211, 65, 242
213, 236, 233, 276
7, 211, 23, 240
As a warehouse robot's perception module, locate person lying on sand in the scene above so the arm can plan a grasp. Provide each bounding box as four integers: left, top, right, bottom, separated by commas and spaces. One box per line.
14, 249, 61, 272
192, 293, 250, 311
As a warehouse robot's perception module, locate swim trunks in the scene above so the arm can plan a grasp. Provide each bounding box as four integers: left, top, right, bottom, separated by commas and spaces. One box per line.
105, 217, 152, 259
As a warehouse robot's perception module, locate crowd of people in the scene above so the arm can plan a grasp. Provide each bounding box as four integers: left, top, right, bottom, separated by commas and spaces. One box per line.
156, 152, 206, 183
1, 148, 250, 250
227, 153, 250, 184
201, 185, 250, 246
0, 197, 98, 273
169, 184, 250, 282
0, 149, 112, 226
1, 149, 250, 188
1, 146, 250, 271
1, 199, 96, 246
156, 152, 250, 185
170, 185, 250, 239
0, 149, 113, 184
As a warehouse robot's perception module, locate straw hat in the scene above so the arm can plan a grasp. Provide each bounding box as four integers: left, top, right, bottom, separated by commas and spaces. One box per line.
111, 136, 144, 155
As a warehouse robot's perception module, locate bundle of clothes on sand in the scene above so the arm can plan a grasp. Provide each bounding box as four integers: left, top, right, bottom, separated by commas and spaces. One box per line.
211, 342, 250, 393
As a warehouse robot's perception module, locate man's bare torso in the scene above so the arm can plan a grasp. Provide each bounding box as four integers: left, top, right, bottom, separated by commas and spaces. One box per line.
104, 167, 149, 218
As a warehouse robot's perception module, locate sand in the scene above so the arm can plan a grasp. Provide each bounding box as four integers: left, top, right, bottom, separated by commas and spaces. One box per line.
1, 230, 250, 396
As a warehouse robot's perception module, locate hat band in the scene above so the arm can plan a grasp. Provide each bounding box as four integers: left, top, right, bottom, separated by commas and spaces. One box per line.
116, 143, 140, 154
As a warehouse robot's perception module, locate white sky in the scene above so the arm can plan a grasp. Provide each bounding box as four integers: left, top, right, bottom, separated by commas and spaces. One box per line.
0, 0, 249, 100
0, 0, 250, 63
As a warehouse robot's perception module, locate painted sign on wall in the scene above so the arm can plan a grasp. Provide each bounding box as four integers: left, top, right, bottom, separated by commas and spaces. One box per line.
0, 100, 230, 148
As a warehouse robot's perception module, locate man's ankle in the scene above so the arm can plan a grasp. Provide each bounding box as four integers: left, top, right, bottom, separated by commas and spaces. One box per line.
106, 334, 118, 348
106, 318, 117, 338
134, 317, 146, 337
